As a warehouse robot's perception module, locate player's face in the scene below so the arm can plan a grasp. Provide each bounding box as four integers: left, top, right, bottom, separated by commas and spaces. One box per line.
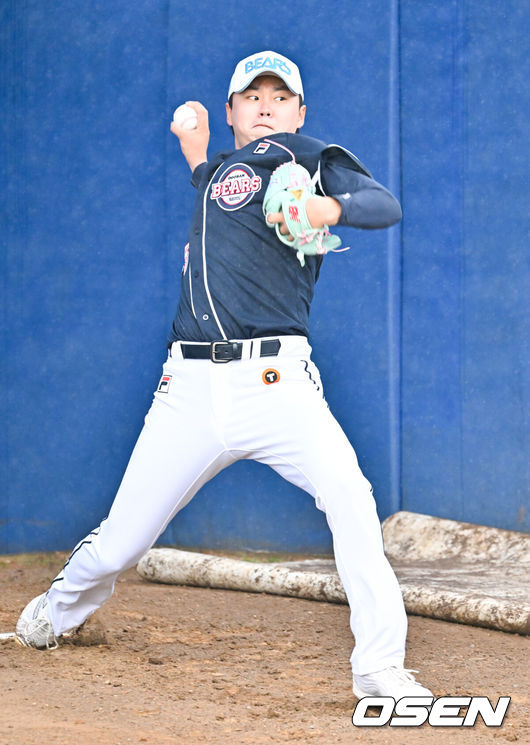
226, 75, 306, 149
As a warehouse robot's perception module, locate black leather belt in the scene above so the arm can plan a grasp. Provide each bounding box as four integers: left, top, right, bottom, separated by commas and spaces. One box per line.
170, 338, 281, 363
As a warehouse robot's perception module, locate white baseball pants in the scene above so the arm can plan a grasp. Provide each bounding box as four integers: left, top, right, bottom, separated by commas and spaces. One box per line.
46, 336, 407, 676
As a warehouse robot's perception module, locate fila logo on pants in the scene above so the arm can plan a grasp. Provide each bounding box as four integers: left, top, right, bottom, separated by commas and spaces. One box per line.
157, 375, 172, 393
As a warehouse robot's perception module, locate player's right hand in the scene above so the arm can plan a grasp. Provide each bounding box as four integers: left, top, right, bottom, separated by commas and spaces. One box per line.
170, 101, 209, 173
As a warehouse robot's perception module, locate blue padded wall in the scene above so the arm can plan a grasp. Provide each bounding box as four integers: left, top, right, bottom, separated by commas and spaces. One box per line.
399, 0, 529, 531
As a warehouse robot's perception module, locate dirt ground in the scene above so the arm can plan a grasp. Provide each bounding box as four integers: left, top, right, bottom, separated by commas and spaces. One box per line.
1, 552, 528, 745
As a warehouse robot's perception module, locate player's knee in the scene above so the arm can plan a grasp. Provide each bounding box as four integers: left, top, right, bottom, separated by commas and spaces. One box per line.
315, 472, 375, 514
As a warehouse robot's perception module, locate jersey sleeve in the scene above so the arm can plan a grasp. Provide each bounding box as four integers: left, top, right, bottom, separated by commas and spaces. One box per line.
317, 145, 402, 229
190, 161, 210, 189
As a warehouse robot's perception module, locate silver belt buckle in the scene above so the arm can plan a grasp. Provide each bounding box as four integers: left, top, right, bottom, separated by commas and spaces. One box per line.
211, 341, 231, 363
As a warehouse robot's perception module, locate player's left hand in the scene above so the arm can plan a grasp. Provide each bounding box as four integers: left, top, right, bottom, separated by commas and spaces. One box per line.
266, 210, 293, 239
263, 162, 344, 267
266, 196, 342, 238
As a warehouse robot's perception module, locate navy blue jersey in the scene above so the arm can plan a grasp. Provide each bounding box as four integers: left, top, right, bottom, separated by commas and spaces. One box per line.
169, 133, 401, 343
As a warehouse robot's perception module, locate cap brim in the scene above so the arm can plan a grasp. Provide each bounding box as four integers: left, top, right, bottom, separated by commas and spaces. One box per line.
231, 71, 300, 96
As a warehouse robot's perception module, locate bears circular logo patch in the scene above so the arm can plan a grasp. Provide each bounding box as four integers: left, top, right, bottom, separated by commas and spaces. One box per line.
262, 368, 280, 385
210, 163, 262, 211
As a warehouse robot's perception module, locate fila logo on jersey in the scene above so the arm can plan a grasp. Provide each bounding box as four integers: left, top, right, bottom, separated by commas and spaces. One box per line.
262, 369, 280, 385
254, 142, 270, 155
210, 164, 262, 211
157, 375, 172, 393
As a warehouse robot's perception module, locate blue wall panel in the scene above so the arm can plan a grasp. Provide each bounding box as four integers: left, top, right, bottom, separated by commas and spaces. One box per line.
2, 0, 528, 554
400, 1, 468, 519
400, 0, 529, 530
3, 1, 171, 552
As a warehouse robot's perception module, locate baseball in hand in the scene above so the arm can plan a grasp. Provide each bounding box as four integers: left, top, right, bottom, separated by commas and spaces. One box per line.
173, 104, 198, 130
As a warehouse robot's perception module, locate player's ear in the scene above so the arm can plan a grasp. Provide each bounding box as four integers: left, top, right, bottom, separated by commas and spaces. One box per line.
225, 102, 232, 127
297, 104, 306, 130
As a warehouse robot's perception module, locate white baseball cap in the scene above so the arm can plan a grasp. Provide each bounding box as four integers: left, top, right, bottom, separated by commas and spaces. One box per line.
228, 51, 304, 101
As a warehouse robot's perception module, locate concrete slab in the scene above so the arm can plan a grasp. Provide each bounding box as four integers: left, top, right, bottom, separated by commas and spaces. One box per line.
137, 511, 530, 635
382, 511, 530, 634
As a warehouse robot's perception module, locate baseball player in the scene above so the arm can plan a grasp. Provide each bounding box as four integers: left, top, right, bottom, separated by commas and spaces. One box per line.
16, 51, 433, 701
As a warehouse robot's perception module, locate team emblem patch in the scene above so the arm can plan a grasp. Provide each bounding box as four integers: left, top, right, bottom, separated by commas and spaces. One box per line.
262, 368, 280, 385
210, 163, 262, 211
254, 142, 270, 155
157, 374, 172, 393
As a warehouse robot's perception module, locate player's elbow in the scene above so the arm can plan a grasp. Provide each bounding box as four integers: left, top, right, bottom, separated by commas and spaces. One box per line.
362, 190, 402, 229
381, 193, 402, 226
338, 189, 402, 229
